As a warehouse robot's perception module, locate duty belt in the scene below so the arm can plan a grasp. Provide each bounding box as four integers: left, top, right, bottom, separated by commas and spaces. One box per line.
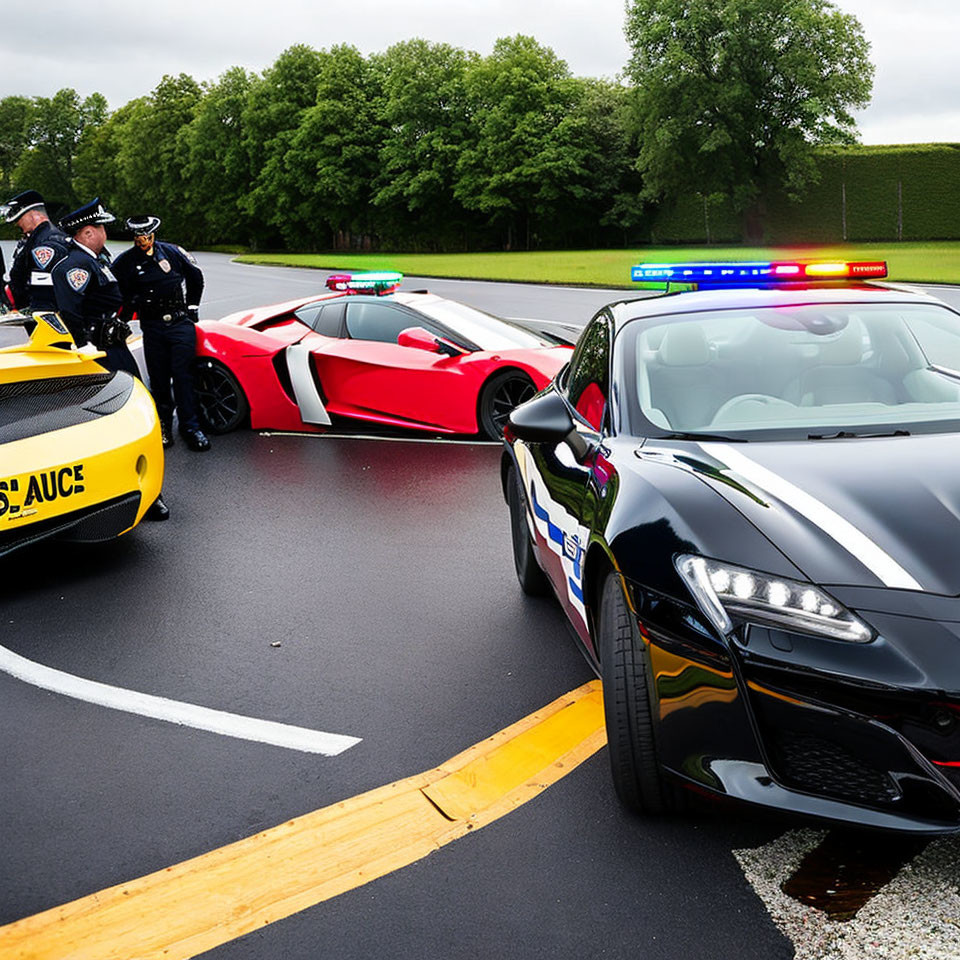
139, 299, 187, 323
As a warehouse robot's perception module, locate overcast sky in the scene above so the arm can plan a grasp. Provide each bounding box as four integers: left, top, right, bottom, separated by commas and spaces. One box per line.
1, 0, 957, 145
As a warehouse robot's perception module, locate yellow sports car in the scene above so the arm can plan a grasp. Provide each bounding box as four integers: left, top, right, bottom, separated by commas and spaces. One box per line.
0, 311, 163, 556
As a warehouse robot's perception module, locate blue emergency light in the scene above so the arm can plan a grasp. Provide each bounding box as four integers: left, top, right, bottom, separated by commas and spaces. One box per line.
631, 260, 888, 284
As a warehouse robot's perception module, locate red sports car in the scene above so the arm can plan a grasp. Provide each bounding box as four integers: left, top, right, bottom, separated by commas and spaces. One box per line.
194, 273, 573, 438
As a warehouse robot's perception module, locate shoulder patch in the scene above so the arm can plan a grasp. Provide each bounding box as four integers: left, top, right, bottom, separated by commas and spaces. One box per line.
66, 267, 91, 292
177, 245, 198, 265
32, 246, 56, 269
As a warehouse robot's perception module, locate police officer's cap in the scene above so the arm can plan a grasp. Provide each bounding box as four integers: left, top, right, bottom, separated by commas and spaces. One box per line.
60, 197, 116, 235
126, 215, 161, 236
2, 190, 46, 224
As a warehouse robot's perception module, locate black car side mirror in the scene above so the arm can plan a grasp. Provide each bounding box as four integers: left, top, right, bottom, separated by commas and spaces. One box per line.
508, 390, 594, 460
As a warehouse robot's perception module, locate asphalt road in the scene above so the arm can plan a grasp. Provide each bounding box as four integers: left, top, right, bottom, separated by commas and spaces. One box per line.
0, 435, 791, 960
3, 250, 960, 959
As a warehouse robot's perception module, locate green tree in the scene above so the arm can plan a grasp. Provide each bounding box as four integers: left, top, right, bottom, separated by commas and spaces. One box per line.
539, 77, 642, 247
73, 99, 140, 208
0, 96, 34, 196
373, 39, 478, 250
14, 89, 107, 210
112, 74, 201, 237
624, 0, 873, 237
180, 67, 256, 244
240, 44, 329, 247
281, 45, 386, 249
454, 35, 590, 249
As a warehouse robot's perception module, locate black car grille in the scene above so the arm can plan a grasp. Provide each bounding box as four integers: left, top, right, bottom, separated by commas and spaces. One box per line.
772, 731, 901, 805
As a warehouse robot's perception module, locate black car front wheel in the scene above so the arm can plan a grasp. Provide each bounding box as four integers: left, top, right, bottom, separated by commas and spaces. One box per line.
598, 570, 683, 815
194, 359, 249, 434
478, 371, 537, 440
507, 465, 550, 596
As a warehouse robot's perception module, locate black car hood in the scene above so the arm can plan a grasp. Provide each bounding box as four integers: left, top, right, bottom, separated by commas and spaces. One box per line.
641, 433, 960, 598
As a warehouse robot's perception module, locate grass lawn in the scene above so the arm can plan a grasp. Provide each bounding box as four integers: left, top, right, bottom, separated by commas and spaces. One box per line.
235, 241, 960, 288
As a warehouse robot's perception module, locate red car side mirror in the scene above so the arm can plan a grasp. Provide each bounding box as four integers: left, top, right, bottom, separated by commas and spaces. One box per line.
397, 326, 462, 357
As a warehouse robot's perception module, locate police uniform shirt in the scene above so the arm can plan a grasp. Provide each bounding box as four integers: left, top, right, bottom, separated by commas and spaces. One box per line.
112, 241, 203, 318
9, 219, 70, 311
51, 241, 123, 346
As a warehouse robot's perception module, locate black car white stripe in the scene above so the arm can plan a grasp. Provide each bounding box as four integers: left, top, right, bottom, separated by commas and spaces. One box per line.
705, 443, 923, 591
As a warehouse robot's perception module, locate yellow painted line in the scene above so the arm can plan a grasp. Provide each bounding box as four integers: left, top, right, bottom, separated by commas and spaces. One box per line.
0, 680, 606, 960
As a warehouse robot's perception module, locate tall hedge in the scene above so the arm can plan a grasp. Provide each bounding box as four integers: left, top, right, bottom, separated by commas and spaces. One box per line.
655, 144, 960, 244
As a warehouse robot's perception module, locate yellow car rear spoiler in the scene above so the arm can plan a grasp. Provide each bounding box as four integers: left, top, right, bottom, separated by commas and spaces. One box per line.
0, 312, 108, 386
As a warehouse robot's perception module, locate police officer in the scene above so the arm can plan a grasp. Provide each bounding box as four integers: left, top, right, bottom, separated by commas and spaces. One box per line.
52, 197, 139, 372
3, 190, 70, 313
52, 198, 169, 520
113, 216, 210, 452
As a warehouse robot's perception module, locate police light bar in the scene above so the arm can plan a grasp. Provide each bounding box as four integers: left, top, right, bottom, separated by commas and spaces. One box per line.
326, 271, 403, 294
631, 260, 888, 283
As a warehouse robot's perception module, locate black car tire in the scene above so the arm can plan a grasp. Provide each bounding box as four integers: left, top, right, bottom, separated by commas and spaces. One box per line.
194, 359, 249, 434
507, 466, 550, 596
598, 570, 683, 815
478, 371, 537, 439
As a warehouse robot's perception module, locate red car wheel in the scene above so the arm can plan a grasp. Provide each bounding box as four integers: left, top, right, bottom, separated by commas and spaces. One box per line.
194, 359, 249, 434
478, 371, 537, 439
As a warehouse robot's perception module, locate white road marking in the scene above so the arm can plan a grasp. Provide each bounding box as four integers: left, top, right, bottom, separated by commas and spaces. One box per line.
259, 430, 498, 445
0, 644, 361, 755
707, 443, 923, 590
735, 829, 960, 959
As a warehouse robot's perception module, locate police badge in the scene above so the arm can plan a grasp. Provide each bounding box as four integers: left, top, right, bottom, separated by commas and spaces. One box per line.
32, 246, 55, 269
66, 268, 90, 292
159, 259, 171, 273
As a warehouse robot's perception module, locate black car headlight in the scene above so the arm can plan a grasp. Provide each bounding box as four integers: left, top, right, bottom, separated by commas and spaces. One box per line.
675, 555, 873, 643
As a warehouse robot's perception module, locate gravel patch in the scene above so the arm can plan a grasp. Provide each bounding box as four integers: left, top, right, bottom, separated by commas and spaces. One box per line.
735, 831, 960, 959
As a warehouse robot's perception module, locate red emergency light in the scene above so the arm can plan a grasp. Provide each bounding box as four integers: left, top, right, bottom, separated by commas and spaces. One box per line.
631, 260, 888, 284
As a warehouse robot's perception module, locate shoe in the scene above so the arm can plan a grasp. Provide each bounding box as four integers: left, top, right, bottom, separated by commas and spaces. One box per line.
160, 421, 174, 448
182, 428, 211, 452
145, 494, 170, 521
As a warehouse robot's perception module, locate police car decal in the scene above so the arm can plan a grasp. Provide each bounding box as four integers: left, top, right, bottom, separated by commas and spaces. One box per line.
0, 464, 86, 522
32, 246, 55, 269
515, 443, 589, 627
66, 268, 90, 292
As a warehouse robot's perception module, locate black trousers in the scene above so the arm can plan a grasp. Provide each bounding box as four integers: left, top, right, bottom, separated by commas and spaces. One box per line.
100, 342, 141, 380
141, 318, 199, 432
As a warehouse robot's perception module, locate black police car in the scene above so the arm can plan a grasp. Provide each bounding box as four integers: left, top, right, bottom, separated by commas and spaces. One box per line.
504, 258, 960, 832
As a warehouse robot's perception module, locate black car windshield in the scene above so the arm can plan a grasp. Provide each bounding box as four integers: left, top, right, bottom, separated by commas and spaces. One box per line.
620, 301, 960, 440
